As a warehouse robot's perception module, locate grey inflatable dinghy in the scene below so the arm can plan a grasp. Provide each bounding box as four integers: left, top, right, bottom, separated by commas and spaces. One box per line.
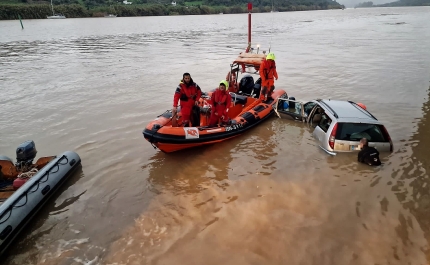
0, 140, 81, 256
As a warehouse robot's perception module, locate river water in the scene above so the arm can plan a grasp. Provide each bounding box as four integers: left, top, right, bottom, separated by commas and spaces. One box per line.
1, 6, 430, 265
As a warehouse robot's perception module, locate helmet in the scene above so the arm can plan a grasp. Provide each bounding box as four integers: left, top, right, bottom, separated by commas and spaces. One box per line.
266, 52, 276, 60
219, 80, 229, 89
357, 102, 367, 110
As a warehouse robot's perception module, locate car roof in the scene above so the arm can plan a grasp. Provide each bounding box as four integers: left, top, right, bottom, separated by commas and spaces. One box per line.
316, 99, 383, 124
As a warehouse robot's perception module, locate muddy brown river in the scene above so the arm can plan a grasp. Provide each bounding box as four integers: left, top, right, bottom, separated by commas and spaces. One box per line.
1, 6, 430, 265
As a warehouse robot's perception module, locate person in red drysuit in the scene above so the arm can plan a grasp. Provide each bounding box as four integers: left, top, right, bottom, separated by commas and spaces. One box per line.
172, 73, 202, 127
259, 52, 278, 101
209, 80, 232, 127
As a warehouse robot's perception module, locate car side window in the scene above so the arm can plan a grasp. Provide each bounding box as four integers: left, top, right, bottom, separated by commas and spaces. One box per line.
318, 114, 332, 132
304, 102, 316, 116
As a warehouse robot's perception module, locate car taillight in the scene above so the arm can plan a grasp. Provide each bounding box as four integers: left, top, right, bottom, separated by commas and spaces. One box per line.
329, 123, 338, 150
381, 125, 393, 152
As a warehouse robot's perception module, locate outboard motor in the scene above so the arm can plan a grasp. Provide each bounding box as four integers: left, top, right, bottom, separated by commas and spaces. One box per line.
15, 140, 37, 171
238, 74, 255, 96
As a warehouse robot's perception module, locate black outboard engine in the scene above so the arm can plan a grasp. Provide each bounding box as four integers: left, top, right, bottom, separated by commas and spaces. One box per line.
15, 140, 37, 171
239, 74, 255, 96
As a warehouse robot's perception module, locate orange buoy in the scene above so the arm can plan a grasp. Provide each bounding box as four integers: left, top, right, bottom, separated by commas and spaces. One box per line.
357, 102, 367, 110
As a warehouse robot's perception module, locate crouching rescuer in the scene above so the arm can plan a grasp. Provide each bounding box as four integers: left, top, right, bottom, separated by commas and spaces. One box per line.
209, 80, 232, 127
358, 138, 382, 166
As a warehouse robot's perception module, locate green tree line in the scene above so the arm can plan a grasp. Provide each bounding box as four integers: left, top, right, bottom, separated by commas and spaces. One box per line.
0, 0, 344, 20
0, 4, 87, 19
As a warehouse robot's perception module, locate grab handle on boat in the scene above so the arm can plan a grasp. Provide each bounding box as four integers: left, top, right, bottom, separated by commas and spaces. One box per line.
0, 225, 12, 240
274, 98, 281, 118
41, 185, 51, 195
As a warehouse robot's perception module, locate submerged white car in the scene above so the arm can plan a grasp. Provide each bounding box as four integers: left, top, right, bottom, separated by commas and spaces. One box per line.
275, 98, 393, 155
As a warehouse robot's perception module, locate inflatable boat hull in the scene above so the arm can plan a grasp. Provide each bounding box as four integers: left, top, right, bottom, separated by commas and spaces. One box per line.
143, 90, 287, 153
0, 151, 81, 256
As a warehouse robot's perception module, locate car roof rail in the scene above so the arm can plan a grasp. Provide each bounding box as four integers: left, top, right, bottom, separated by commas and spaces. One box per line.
318, 99, 339, 119
348, 101, 378, 120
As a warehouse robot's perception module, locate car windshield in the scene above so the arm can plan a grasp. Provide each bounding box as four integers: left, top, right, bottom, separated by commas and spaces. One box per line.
335, 123, 387, 142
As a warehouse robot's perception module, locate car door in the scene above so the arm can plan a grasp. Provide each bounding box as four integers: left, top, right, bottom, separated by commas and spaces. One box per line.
274, 98, 309, 122
307, 104, 335, 154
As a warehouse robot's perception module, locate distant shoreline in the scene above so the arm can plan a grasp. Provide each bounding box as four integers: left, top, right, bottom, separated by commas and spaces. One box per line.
0, 3, 345, 20
354, 0, 430, 8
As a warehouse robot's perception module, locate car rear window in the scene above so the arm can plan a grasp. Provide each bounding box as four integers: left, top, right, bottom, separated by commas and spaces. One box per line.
335, 123, 387, 142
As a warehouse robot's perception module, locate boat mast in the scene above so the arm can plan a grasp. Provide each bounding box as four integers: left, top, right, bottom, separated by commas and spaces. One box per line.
246, 2, 252, 53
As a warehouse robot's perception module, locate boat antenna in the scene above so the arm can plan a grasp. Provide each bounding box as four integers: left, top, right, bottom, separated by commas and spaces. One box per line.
269, 0, 275, 52
245, 2, 252, 53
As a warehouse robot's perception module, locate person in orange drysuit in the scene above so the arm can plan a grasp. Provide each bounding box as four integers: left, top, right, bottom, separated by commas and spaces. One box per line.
173, 73, 202, 127
259, 52, 278, 101
209, 80, 232, 127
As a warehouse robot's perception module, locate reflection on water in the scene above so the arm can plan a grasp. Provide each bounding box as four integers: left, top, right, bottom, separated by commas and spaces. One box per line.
145, 145, 232, 195
390, 87, 430, 261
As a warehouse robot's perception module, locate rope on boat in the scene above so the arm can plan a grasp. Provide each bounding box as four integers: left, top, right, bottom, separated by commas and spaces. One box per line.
17, 168, 39, 179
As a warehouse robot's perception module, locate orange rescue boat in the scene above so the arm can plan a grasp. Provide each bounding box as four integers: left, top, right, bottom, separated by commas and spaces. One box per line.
143, 89, 287, 153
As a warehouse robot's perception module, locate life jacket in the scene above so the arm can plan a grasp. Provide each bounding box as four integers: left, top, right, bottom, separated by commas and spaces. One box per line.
213, 90, 228, 107
179, 82, 198, 102
260, 59, 277, 80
